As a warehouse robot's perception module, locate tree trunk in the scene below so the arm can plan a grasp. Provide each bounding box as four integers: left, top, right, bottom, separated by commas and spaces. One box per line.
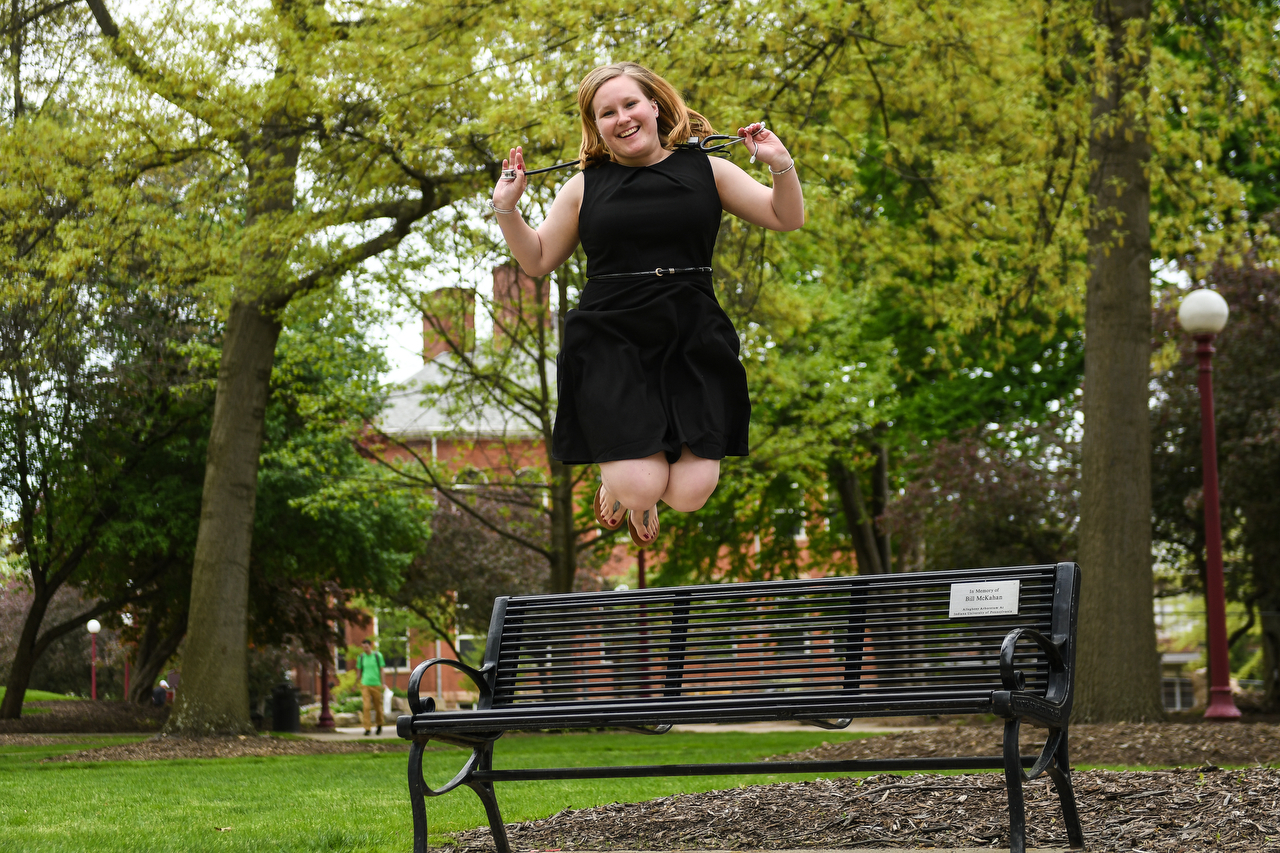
1073, 0, 1164, 722
8, 0, 24, 117
830, 457, 885, 575
166, 301, 281, 734
547, 458, 577, 593
546, 269, 577, 595
128, 613, 188, 704
0, 588, 51, 719
871, 443, 892, 572
1261, 604, 1280, 711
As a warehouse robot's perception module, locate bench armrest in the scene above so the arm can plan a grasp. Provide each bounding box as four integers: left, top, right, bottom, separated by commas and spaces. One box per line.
999, 627, 1066, 696
407, 658, 495, 714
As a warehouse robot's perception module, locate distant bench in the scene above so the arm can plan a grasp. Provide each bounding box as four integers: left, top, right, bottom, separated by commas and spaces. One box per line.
398, 562, 1084, 853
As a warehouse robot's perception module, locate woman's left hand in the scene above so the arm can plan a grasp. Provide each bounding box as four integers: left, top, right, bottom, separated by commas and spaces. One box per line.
737, 123, 792, 172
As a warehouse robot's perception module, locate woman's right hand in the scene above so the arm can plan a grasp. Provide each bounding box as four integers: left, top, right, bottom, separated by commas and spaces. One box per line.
492, 146, 528, 211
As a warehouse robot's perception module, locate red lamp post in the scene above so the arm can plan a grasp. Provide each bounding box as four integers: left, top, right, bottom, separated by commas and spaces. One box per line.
318, 654, 335, 729
1177, 289, 1241, 720
86, 619, 101, 700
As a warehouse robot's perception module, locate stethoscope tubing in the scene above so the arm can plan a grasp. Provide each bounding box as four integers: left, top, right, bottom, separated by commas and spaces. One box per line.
502, 123, 765, 179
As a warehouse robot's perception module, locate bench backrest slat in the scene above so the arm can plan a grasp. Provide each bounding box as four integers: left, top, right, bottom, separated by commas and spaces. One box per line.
488, 564, 1065, 710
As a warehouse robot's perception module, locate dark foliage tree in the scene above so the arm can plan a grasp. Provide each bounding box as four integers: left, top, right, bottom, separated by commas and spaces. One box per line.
390, 494, 547, 657
0, 579, 126, 698
881, 422, 1079, 572
1151, 248, 1280, 707
0, 274, 211, 719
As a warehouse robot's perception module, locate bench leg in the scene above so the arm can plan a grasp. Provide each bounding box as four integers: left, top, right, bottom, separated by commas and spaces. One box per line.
468, 741, 511, 853
1045, 729, 1085, 849
467, 780, 512, 853
408, 740, 431, 853
1002, 718, 1026, 853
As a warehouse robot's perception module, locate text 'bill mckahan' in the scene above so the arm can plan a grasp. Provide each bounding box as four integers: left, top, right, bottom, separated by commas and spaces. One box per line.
948, 579, 1020, 619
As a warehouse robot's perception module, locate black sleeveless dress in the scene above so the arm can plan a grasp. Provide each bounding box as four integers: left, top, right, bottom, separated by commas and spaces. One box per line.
551, 147, 751, 465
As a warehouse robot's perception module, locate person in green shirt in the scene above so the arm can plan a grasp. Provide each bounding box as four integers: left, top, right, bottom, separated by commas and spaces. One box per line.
356, 638, 385, 735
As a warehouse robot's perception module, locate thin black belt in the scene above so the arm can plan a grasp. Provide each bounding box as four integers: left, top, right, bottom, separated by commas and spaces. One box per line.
589, 266, 713, 280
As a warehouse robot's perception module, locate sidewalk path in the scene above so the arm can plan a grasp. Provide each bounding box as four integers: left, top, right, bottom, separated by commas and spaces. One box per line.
297, 719, 937, 741
299, 725, 402, 741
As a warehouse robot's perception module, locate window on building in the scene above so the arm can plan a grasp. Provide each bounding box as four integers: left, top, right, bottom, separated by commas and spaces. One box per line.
1162, 677, 1194, 711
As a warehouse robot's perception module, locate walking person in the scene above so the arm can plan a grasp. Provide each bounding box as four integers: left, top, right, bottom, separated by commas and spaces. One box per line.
491, 61, 804, 546
355, 638, 385, 736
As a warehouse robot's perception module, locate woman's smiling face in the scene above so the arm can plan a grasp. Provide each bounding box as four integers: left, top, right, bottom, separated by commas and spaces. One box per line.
592, 75, 662, 164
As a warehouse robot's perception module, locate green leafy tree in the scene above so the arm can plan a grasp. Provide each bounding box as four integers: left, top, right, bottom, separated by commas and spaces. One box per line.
247, 304, 429, 659
78, 0, 572, 733
0, 271, 210, 719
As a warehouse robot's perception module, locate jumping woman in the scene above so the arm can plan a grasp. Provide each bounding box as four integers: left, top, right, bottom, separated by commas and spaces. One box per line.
490, 62, 805, 547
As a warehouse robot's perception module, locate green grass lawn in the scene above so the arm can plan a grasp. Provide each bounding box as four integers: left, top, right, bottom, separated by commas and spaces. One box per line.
0, 688, 81, 703
0, 729, 886, 853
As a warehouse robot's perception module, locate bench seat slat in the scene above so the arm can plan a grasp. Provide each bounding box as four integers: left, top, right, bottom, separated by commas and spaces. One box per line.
496, 626, 1054, 659
406, 694, 1007, 735
496, 642, 1046, 670
497, 668, 1052, 694
497, 611, 1054, 644
498, 657, 1051, 688
498, 612, 1055, 645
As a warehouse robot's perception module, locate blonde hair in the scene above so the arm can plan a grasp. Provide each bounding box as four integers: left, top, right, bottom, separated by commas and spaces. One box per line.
577, 62, 715, 169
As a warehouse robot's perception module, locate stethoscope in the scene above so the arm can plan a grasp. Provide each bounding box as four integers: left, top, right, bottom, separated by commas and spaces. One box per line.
500, 121, 767, 180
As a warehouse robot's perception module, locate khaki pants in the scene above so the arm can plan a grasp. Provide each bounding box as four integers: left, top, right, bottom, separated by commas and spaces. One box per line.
360, 683, 384, 731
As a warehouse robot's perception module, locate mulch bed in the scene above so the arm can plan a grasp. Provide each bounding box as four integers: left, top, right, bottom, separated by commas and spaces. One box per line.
453, 768, 1280, 852
12, 717, 1280, 850
0, 733, 82, 747
447, 723, 1280, 852
776, 722, 1280, 768
0, 700, 168, 734
39, 733, 412, 762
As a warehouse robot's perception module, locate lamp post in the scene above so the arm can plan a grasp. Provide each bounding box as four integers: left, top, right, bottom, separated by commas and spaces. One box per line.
1177, 288, 1241, 720
86, 620, 101, 701
318, 654, 335, 729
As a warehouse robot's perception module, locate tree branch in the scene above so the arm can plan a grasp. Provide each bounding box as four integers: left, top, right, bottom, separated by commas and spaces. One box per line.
358, 430, 552, 559
83, 0, 246, 145
280, 192, 443, 307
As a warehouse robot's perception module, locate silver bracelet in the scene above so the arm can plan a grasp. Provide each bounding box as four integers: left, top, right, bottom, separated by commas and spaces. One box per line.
769, 160, 795, 176
487, 199, 517, 215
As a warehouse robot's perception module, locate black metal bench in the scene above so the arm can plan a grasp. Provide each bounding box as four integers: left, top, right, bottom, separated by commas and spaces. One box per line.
398, 562, 1084, 853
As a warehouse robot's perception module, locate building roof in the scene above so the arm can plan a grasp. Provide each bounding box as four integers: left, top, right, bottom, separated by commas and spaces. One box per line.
378, 356, 548, 440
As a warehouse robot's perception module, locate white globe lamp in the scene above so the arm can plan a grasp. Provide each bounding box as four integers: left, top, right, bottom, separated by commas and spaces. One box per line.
1177, 289, 1229, 336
